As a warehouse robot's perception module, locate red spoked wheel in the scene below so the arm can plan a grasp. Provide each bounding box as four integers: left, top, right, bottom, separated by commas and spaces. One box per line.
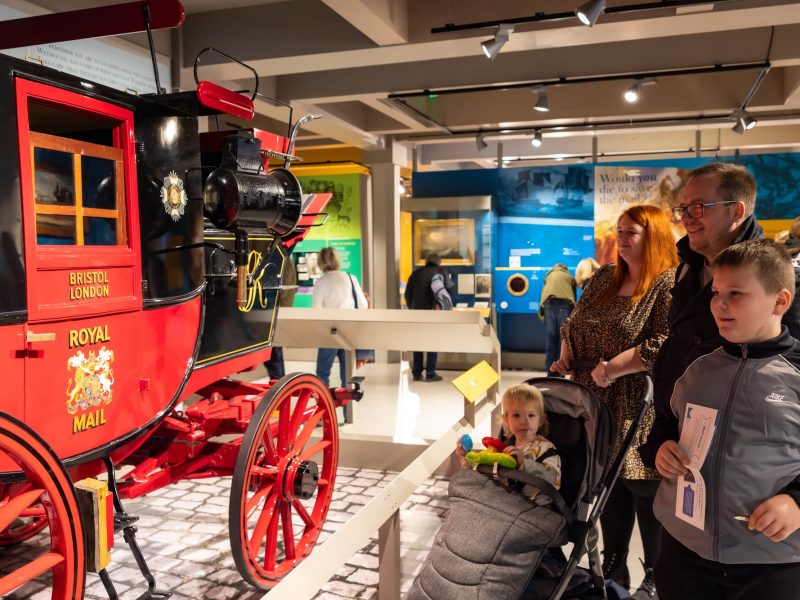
0, 412, 85, 599
0, 483, 48, 545
230, 373, 338, 589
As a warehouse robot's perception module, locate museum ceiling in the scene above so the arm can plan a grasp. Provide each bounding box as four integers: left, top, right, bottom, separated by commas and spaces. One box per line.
20, 0, 800, 168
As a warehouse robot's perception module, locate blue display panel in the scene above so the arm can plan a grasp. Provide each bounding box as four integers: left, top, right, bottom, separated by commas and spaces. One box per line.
494, 218, 594, 314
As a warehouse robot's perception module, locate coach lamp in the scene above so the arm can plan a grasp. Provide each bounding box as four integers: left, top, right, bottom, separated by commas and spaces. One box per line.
203, 130, 303, 307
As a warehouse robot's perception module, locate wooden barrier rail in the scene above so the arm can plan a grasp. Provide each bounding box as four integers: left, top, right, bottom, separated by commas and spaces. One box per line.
262, 390, 500, 599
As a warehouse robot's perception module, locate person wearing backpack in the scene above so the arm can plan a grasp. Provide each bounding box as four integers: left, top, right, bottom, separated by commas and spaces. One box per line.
404, 253, 453, 382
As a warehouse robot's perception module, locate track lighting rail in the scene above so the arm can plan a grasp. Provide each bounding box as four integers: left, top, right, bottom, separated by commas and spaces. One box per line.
387, 61, 769, 101
431, 0, 744, 34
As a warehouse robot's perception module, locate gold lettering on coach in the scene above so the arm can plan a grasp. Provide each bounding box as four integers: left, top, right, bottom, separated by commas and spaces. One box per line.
68, 271, 110, 300
73, 409, 107, 434
69, 325, 110, 349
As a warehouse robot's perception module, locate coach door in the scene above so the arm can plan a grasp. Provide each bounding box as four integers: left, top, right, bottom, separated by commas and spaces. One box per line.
16, 78, 143, 460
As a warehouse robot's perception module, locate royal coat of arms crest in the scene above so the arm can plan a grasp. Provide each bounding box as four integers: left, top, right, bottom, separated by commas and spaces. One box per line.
66, 346, 115, 414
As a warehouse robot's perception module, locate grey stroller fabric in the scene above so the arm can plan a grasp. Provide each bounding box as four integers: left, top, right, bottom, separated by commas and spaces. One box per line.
408, 468, 567, 600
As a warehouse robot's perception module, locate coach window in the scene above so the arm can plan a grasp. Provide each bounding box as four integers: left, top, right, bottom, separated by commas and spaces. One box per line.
28, 100, 127, 247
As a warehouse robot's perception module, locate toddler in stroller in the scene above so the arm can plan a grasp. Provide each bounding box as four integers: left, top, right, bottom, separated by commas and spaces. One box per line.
408, 376, 653, 600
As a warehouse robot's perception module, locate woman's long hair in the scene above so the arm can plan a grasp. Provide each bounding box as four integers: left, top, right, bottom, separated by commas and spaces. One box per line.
598, 204, 678, 304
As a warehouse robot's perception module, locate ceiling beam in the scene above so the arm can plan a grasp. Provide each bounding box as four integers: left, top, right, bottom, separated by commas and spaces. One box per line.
182, 5, 800, 82
321, 0, 408, 46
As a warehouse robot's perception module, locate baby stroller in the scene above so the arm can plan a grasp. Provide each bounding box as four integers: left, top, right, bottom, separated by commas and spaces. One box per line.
408, 375, 654, 600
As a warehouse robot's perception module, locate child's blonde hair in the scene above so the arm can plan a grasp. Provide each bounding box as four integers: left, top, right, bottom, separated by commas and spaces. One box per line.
502, 383, 549, 436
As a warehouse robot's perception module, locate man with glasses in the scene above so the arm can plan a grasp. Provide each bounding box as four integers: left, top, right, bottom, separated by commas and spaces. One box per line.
641, 162, 800, 464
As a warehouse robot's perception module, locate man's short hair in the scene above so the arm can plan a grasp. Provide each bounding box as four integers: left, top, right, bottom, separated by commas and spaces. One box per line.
683, 162, 757, 216
425, 253, 441, 267
712, 239, 795, 299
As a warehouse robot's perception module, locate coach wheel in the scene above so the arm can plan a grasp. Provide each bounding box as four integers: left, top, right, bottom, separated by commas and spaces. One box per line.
230, 373, 338, 589
0, 483, 48, 545
0, 412, 85, 599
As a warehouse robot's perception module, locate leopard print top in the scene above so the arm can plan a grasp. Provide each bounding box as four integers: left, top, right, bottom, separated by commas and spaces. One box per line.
561, 264, 676, 480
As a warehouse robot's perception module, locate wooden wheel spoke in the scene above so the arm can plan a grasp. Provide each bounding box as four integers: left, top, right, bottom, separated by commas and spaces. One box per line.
277, 402, 291, 456
280, 502, 296, 560
298, 440, 331, 462
250, 464, 278, 479
0, 488, 45, 532
245, 483, 275, 520
291, 409, 324, 455
291, 499, 317, 529
260, 422, 278, 462
248, 495, 278, 557
264, 500, 280, 571
288, 388, 313, 440
0, 552, 64, 597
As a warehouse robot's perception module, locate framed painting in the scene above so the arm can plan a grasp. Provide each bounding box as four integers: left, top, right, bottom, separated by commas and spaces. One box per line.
414, 218, 475, 266
475, 273, 492, 298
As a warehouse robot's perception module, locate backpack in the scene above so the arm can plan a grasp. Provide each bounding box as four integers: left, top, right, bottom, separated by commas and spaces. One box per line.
431, 273, 453, 310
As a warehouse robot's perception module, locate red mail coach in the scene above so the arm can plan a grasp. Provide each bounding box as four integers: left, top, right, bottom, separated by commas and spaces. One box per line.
0, 2, 360, 597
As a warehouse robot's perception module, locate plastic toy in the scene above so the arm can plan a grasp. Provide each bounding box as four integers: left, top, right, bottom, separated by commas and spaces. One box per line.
465, 447, 517, 469
482, 436, 508, 452
464, 436, 517, 469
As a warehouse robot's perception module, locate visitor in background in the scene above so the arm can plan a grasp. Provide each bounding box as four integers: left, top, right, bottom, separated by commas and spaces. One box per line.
575, 257, 601, 290
404, 253, 453, 382
312, 247, 368, 386
539, 263, 576, 377
264, 257, 297, 379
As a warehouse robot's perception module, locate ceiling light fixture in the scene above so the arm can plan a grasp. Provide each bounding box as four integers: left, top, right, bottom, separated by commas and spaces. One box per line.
531, 130, 543, 147
731, 109, 757, 134
575, 0, 606, 27
533, 87, 550, 112
476, 131, 488, 150
481, 24, 514, 60
623, 77, 657, 103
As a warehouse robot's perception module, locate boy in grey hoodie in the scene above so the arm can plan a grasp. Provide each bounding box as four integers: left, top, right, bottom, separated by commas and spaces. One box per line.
652, 240, 800, 600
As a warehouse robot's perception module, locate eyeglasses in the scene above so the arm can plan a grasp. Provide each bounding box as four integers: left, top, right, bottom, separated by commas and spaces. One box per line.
671, 200, 737, 221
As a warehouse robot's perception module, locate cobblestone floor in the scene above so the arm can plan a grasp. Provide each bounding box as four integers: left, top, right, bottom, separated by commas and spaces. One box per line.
1, 468, 449, 599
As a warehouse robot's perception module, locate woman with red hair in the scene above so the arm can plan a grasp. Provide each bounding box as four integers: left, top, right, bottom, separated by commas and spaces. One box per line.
552, 204, 678, 599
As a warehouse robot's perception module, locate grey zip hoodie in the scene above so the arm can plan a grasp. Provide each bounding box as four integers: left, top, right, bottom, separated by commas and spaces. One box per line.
653, 328, 800, 563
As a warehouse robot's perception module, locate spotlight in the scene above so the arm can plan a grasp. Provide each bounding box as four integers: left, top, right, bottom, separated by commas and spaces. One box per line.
531, 130, 543, 147
481, 24, 514, 60
533, 87, 550, 112
623, 77, 657, 104
732, 110, 757, 134
575, 0, 606, 27
476, 132, 488, 150
624, 83, 640, 103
